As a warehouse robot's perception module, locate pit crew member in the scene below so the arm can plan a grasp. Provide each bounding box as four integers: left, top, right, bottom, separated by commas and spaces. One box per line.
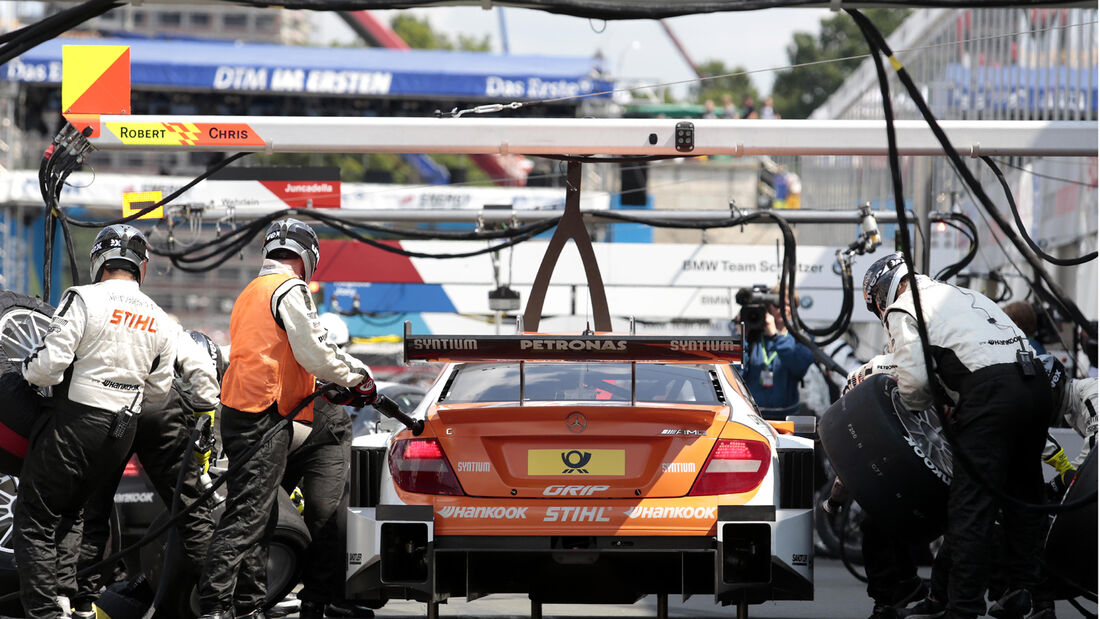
74, 329, 224, 617
862, 252, 1051, 619
198, 218, 374, 619
16, 224, 177, 618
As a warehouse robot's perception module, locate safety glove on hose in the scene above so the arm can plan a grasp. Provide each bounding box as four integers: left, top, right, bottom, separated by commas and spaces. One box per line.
192, 409, 216, 475
1043, 447, 1077, 498
349, 376, 378, 408
289, 487, 305, 515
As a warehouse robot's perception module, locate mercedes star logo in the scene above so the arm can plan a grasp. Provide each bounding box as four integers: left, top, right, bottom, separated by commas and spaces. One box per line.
566, 412, 587, 433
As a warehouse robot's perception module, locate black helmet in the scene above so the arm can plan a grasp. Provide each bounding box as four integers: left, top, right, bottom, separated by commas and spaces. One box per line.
862, 252, 909, 319
90, 224, 149, 284
187, 330, 227, 383
262, 218, 320, 282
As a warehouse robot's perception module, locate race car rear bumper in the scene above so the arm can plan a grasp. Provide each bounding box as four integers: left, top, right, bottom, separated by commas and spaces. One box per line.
345, 504, 813, 605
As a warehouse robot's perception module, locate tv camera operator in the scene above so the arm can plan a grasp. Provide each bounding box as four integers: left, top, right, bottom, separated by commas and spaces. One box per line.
736, 284, 814, 420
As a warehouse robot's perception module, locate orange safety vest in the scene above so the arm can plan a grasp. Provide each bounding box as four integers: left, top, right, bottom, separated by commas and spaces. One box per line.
220, 272, 315, 423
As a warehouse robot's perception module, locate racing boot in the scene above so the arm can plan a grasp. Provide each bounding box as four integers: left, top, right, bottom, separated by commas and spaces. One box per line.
1025, 599, 1056, 619
71, 600, 95, 619
988, 589, 1033, 619
900, 595, 947, 619
235, 610, 266, 619
301, 600, 375, 619
299, 600, 326, 619
326, 600, 376, 618
868, 604, 899, 619
893, 577, 929, 609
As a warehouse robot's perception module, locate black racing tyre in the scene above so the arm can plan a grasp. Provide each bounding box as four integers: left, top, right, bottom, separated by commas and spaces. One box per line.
0, 291, 54, 363
269, 492, 310, 605
0, 291, 55, 475
0, 291, 56, 616
141, 490, 309, 618
818, 374, 952, 539
0, 475, 22, 616
0, 476, 121, 618
1044, 449, 1097, 597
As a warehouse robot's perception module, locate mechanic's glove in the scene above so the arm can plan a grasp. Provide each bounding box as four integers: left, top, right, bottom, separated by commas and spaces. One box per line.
1044, 447, 1076, 481
844, 363, 873, 395
192, 409, 215, 475
289, 487, 305, 515
349, 376, 378, 408
323, 384, 356, 406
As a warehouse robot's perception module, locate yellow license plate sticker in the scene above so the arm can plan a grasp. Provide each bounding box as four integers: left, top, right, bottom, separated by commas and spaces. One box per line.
528, 449, 625, 476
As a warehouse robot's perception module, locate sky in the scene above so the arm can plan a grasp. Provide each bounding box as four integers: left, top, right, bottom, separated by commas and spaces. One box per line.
315, 7, 832, 96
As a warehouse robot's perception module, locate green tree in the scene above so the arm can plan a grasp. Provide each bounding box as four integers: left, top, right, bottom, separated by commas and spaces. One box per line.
770, 9, 910, 119
254, 16, 493, 185
693, 59, 758, 115
255, 152, 419, 184
391, 14, 490, 51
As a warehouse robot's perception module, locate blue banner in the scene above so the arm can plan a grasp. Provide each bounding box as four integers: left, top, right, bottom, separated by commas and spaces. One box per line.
944, 63, 1098, 113
324, 283, 457, 314
4, 37, 613, 101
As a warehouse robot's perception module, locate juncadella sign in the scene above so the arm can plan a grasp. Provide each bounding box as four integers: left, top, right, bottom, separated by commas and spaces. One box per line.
210, 166, 341, 209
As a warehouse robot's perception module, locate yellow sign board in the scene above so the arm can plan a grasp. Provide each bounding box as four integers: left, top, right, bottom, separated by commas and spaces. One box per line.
105, 121, 264, 147
122, 191, 163, 220
528, 449, 625, 476
62, 45, 130, 115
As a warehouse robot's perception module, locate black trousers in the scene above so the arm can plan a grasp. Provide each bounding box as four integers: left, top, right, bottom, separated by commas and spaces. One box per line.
281, 411, 350, 604
14, 398, 137, 618
861, 516, 923, 606
198, 405, 291, 614
76, 400, 216, 605
945, 364, 1050, 618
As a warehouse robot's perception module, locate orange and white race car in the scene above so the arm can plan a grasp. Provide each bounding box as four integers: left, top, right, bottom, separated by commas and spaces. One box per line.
346, 325, 815, 616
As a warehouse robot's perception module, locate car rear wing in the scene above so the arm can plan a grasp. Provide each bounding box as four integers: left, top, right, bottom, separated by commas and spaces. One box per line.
402, 322, 742, 364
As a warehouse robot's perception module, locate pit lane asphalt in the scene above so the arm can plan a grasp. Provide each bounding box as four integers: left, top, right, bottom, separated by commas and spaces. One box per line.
309, 559, 1096, 618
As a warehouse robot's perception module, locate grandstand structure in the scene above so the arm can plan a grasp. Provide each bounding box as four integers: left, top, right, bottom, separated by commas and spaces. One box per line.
797, 6, 1098, 317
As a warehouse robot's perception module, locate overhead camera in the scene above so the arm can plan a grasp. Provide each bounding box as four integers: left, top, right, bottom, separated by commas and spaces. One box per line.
735, 284, 781, 344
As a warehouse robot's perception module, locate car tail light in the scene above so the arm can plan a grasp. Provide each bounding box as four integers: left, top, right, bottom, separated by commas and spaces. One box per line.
389, 438, 464, 496
123, 456, 142, 477
689, 439, 771, 496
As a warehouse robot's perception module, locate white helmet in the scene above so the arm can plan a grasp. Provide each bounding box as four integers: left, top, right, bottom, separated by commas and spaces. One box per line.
262, 218, 320, 282
318, 312, 349, 348
90, 224, 149, 283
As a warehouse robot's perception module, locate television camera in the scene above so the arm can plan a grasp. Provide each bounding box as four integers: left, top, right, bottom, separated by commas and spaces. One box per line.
736, 285, 782, 345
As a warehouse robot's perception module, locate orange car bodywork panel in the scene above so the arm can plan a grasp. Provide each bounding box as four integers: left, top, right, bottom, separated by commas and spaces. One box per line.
391, 397, 772, 537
